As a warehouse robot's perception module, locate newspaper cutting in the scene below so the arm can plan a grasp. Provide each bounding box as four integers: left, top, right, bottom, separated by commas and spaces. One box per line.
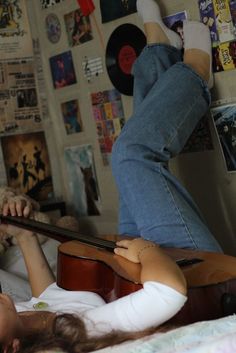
0, 59, 42, 135
0, 0, 33, 60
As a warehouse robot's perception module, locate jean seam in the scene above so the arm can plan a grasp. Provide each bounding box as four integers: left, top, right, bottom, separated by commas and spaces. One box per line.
144, 43, 181, 54
165, 93, 202, 149
177, 62, 211, 102
159, 164, 197, 248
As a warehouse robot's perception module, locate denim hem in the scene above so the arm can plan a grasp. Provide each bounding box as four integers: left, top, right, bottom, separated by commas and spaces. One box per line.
143, 43, 182, 54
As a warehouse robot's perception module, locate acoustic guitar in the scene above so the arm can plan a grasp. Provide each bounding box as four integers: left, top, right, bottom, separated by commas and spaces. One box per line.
1, 214, 236, 325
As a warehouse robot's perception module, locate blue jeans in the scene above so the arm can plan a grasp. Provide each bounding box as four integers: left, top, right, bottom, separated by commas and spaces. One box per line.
112, 44, 222, 252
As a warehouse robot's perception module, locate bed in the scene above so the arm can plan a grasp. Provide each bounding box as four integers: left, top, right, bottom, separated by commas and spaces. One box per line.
95, 315, 236, 353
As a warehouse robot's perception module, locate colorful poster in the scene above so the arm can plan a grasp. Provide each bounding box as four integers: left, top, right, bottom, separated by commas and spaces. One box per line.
199, 0, 220, 45
211, 104, 236, 171
199, 0, 236, 72
0, 0, 33, 59
41, 0, 65, 9
212, 41, 236, 72
1, 131, 53, 200
49, 51, 77, 89
61, 99, 83, 134
100, 0, 136, 23
213, 0, 235, 43
64, 8, 93, 47
0, 60, 42, 135
91, 89, 125, 165
64, 145, 100, 216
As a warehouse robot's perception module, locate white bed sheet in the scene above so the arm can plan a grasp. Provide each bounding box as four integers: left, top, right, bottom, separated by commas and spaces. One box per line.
95, 315, 236, 353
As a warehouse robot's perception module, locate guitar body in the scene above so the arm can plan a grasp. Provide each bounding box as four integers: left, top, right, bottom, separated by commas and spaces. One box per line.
57, 241, 142, 302
58, 241, 236, 325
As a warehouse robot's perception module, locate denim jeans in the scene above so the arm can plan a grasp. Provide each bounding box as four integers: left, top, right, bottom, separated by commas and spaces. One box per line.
112, 44, 222, 252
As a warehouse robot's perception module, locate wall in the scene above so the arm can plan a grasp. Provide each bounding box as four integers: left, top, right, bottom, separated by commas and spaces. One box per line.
26, 0, 236, 255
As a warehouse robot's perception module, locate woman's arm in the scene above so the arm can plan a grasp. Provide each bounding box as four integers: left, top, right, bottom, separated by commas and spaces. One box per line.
0, 200, 55, 297
114, 238, 187, 295
83, 239, 187, 333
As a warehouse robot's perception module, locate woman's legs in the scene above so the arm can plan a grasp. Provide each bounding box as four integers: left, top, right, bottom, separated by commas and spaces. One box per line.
119, 0, 183, 237
119, 44, 183, 236
112, 8, 221, 251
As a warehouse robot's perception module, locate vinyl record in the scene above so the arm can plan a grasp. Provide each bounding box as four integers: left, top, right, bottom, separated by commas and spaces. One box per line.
106, 24, 146, 96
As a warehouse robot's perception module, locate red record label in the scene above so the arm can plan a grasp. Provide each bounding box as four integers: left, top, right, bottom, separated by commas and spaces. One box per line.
105, 24, 146, 96
118, 45, 137, 75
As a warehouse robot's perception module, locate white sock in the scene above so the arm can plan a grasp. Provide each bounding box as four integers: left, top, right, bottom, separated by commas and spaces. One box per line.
183, 21, 213, 88
136, 0, 182, 49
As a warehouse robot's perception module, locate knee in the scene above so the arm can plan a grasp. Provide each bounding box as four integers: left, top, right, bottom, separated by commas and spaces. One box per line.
111, 135, 127, 174
112, 133, 140, 177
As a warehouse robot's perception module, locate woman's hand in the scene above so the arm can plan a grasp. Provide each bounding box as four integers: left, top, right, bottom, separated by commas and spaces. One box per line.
114, 238, 157, 263
0, 198, 34, 242
2, 196, 32, 217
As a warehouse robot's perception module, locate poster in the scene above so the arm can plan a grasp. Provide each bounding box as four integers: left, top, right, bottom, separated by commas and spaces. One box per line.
199, 0, 236, 72
211, 104, 236, 171
0, 0, 33, 59
82, 56, 103, 83
0, 59, 42, 135
91, 89, 125, 165
163, 10, 188, 43
64, 8, 93, 47
1, 131, 53, 200
49, 51, 77, 89
182, 115, 214, 153
212, 41, 236, 72
41, 0, 65, 9
100, 0, 136, 23
64, 145, 100, 216
61, 99, 83, 134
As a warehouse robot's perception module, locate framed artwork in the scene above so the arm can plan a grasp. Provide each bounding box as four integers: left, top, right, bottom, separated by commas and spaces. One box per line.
61, 99, 83, 134
211, 104, 236, 172
64, 9, 93, 47
100, 0, 136, 23
1, 131, 53, 200
64, 145, 100, 216
49, 51, 77, 89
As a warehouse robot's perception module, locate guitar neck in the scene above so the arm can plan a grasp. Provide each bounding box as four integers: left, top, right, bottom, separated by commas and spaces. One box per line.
0, 215, 116, 251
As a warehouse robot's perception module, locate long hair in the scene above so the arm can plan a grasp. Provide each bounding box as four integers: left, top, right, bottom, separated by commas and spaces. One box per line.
18, 313, 172, 353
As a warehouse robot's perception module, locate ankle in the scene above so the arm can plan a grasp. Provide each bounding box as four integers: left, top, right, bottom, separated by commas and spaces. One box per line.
144, 23, 170, 45
184, 49, 210, 82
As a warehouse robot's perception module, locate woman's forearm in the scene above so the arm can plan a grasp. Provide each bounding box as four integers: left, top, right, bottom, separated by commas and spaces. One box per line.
139, 246, 187, 295
18, 234, 55, 297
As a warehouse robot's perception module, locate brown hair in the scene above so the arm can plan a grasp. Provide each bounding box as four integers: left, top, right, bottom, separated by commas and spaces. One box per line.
17, 313, 173, 353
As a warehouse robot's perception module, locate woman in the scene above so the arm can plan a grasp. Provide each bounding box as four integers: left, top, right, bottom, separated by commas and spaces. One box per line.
112, 0, 222, 252
0, 1, 220, 351
0, 197, 186, 353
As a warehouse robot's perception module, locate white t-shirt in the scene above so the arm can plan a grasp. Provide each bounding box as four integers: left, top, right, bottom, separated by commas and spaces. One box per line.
15, 282, 187, 336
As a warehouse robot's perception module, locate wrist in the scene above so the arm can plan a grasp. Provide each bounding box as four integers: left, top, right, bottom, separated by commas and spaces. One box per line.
16, 232, 37, 246
138, 243, 159, 261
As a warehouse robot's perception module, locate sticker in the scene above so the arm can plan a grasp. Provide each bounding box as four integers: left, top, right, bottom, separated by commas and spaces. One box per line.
45, 13, 61, 44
